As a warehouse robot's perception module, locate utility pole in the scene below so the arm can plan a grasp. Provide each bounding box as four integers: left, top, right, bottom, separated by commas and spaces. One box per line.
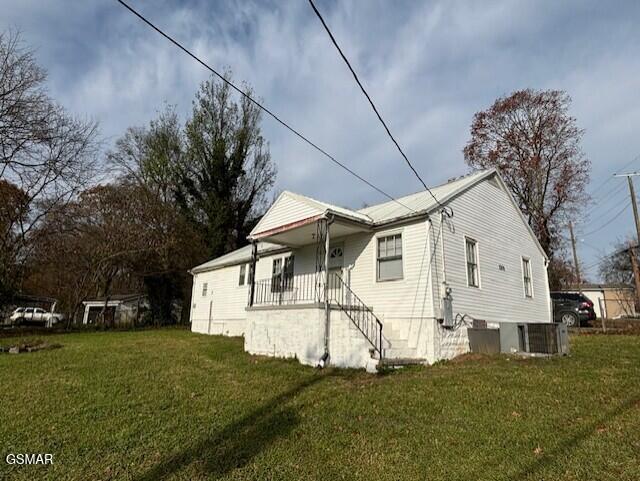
614, 172, 640, 308
568, 221, 581, 293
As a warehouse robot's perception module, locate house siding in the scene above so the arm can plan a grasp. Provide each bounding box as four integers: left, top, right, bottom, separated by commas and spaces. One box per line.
191, 250, 295, 336
252, 193, 322, 235
432, 177, 551, 325
338, 220, 436, 347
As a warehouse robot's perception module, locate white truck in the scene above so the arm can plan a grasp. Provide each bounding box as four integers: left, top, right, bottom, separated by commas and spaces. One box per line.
8, 307, 64, 327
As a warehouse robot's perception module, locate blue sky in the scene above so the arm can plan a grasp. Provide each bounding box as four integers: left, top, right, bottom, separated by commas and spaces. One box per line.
2, 0, 640, 279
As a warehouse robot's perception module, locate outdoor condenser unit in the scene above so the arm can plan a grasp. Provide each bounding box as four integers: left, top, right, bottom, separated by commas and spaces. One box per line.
499, 322, 569, 355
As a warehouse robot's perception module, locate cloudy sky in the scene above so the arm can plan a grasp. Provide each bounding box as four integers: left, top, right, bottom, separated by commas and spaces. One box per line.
2, 0, 640, 279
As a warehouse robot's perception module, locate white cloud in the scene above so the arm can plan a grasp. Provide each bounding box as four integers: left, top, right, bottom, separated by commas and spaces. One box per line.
1, 0, 640, 277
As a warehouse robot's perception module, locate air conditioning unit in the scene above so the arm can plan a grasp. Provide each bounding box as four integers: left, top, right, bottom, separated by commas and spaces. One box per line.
499, 322, 569, 355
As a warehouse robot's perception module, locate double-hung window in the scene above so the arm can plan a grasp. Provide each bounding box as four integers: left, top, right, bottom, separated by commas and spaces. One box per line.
271, 258, 282, 292
377, 233, 403, 281
202, 282, 208, 297
465, 238, 479, 287
283, 256, 295, 290
522, 257, 533, 298
238, 264, 246, 286
271, 256, 295, 292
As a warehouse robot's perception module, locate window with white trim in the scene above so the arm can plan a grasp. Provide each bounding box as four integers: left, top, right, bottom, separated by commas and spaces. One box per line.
239, 264, 246, 286
283, 255, 295, 290
377, 234, 403, 281
271, 258, 282, 292
202, 282, 208, 297
271, 256, 295, 292
522, 257, 533, 298
465, 238, 479, 287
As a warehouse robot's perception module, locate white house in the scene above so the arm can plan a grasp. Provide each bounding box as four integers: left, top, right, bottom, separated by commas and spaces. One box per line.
189, 169, 551, 370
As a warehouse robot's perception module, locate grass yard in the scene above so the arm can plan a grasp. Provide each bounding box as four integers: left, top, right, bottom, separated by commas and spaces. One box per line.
0, 330, 639, 481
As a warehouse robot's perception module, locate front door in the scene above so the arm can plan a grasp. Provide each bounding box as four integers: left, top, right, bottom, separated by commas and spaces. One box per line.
328, 245, 344, 303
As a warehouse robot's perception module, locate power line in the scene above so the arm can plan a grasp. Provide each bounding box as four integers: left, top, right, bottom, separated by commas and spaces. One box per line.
581, 186, 631, 227
589, 153, 640, 199
581, 243, 632, 272
582, 200, 631, 237
306, 0, 450, 215
115, 0, 418, 214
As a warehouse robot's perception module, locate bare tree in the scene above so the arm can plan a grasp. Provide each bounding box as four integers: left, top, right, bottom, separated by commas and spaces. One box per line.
463, 89, 590, 262
0, 30, 99, 303
599, 239, 635, 286
108, 105, 182, 204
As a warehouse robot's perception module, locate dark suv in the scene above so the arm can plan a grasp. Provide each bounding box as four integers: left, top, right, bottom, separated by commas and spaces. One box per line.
550, 292, 596, 327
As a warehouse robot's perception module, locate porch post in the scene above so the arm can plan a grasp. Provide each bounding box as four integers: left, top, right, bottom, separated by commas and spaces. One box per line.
323, 217, 332, 360
249, 241, 257, 307
323, 218, 331, 306
82, 304, 89, 325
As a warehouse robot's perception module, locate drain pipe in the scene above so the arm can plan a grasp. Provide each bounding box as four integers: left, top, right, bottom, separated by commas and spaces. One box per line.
318, 215, 334, 368
439, 210, 449, 316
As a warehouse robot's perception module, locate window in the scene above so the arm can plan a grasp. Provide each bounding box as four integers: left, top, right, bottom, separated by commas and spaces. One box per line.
239, 264, 246, 286
465, 238, 479, 287
377, 234, 403, 281
522, 257, 533, 298
271, 258, 282, 292
202, 282, 208, 297
283, 256, 295, 290
271, 256, 295, 292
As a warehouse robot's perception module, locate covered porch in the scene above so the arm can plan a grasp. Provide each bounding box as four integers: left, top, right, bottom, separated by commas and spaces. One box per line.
247, 211, 371, 309
245, 204, 384, 363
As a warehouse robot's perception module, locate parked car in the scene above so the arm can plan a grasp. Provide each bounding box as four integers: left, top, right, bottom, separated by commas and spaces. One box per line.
550, 292, 596, 327
8, 307, 64, 327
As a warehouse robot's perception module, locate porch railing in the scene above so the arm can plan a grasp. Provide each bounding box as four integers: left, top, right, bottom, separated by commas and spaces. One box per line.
252, 272, 320, 306
250, 272, 384, 358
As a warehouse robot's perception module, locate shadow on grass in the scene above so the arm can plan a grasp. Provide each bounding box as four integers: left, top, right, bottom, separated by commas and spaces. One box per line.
513, 395, 640, 480
134, 372, 335, 480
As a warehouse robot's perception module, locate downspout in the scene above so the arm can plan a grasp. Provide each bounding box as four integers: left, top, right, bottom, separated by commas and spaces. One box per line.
543, 257, 552, 322
439, 210, 449, 313
319, 215, 334, 367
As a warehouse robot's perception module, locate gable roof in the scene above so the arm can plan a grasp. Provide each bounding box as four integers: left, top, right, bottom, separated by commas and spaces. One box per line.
250, 191, 372, 238
192, 168, 548, 272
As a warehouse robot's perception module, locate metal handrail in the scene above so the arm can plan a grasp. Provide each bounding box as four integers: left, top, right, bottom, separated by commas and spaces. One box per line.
329, 274, 383, 358
251, 272, 320, 306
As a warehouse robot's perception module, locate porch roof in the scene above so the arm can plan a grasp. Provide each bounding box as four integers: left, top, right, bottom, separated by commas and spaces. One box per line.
252, 214, 371, 247
190, 241, 286, 274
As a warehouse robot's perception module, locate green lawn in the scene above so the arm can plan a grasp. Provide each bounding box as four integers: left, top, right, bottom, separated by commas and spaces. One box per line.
0, 330, 639, 481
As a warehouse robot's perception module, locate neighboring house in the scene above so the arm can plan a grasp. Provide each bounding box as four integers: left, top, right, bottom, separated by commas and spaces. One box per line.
564, 284, 636, 319
80, 294, 148, 326
190, 169, 551, 370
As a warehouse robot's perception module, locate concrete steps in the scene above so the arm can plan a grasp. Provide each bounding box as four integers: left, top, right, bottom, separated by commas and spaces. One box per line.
379, 357, 426, 368
382, 322, 422, 361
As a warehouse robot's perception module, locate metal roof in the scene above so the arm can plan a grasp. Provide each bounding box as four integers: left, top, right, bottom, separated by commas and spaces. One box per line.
190, 242, 285, 274
191, 169, 498, 274
358, 169, 493, 223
